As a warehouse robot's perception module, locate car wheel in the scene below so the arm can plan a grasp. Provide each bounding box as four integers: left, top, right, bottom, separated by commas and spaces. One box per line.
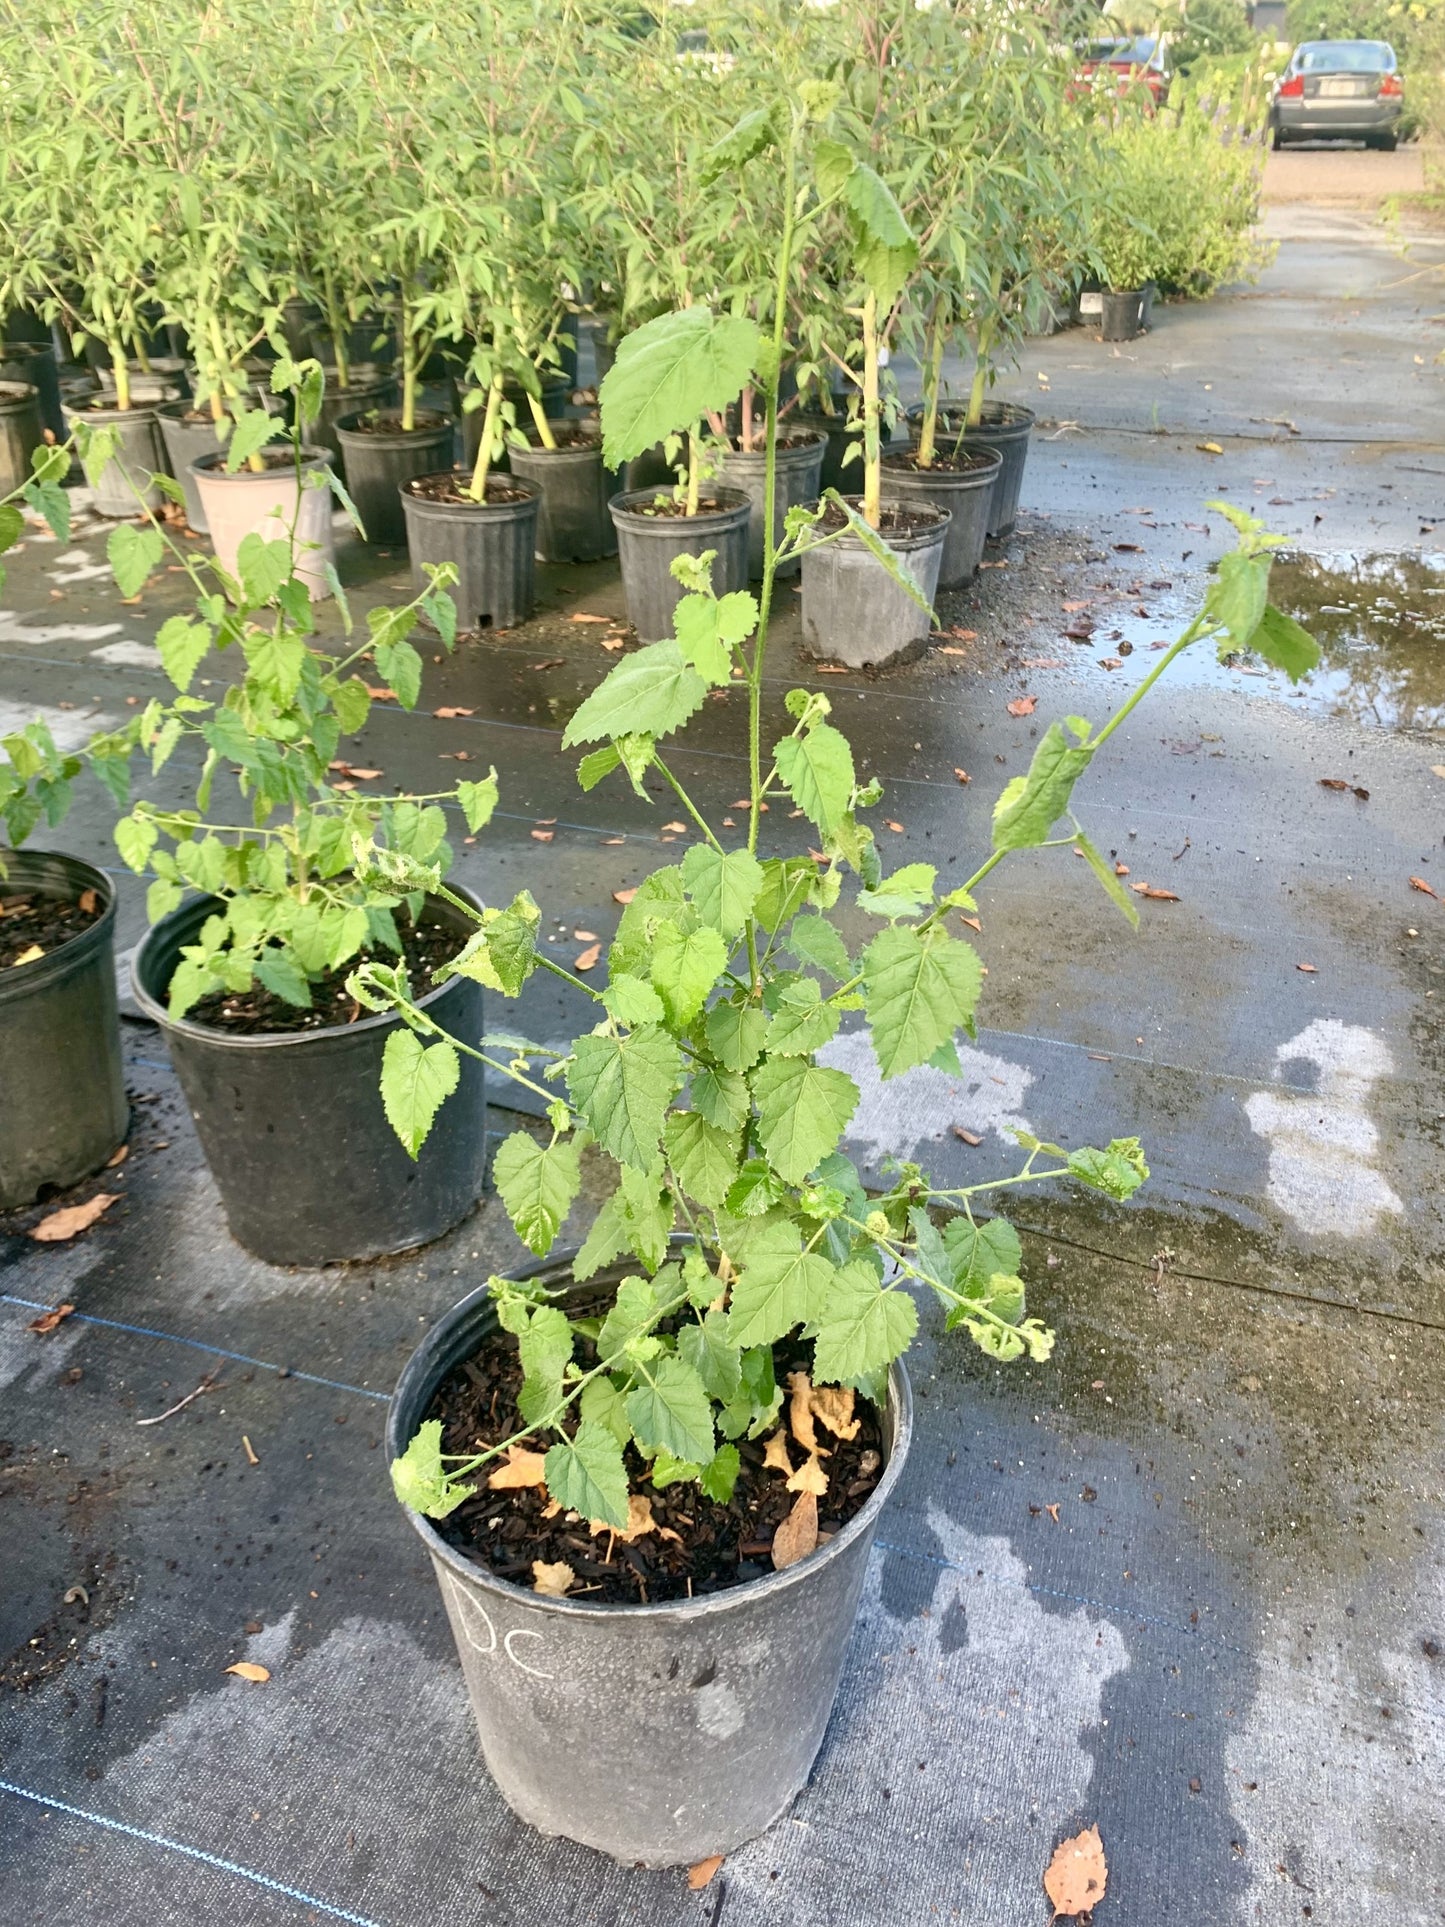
1272, 126, 1288, 151
1376, 132, 1398, 152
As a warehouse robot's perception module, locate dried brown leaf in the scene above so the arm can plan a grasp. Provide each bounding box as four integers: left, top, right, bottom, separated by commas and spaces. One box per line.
32, 1194, 119, 1242
772, 1489, 819, 1570
884, 819, 905, 834
1296, 962, 1317, 974
953, 1126, 983, 1147
1006, 695, 1037, 717
787, 1371, 819, 1454
435, 705, 476, 718
105, 1144, 129, 1167
1043, 1824, 1108, 1918
574, 944, 601, 971
530, 658, 565, 671
11, 944, 44, 966
809, 1385, 860, 1441
953, 768, 971, 784
568, 611, 610, 623
590, 1493, 656, 1543
531, 1561, 576, 1596
27, 1302, 76, 1334
488, 1446, 550, 1490
661, 821, 687, 834
1410, 876, 1439, 899
786, 1455, 830, 1495
530, 829, 555, 843
573, 929, 598, 942
79, 889, 98, 914
762, 1428, 794, 1476
688, 1855, 725, 1891
224, 1662, 271, 1683
1129, 882, 1180, 902
1318, 777, 1351, 791
613, 886, 637, 904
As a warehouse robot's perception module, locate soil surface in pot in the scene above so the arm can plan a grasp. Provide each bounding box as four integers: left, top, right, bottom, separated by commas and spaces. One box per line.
726, 432, 818, 454
346, 409, 450, 436
883, 448, 996, 476
429, 1324, 885, 1604
167, 407, 223, 427
182, 910, 461, 1036
0, 886, 102, 970
816, 500, 944, 537
202, 446, 309, 474
521, 423, 600, 451
406, 473, 531, 508
622, 495, 735, 520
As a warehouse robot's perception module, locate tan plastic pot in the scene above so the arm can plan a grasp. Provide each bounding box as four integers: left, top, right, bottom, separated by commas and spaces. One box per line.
191, 448, 336, 601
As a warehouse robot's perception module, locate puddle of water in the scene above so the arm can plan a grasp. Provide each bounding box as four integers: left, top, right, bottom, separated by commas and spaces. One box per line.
1269, 548, 1445, 731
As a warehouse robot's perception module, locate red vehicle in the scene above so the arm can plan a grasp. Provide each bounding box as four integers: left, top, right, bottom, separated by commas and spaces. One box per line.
1073, 35, 1172, 107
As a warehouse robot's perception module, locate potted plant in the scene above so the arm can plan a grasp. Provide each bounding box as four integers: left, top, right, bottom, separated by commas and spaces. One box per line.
93, 429, 499, 1266
364, 452, 1319, 1871
0, 445, 140, 1204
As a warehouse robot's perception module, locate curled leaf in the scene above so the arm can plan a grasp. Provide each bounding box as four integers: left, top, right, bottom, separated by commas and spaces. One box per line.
787, 1370, 819, 1455
762, 1428, 794, 1475
809, 1385, 860, 1441
531, 1561, 576, 1597
488, 1446, 550, 1491
31, 1195, 119, 1242
224, 1662, 270, 1683
786, 1455, 829, 1496
771, 1489, 819, 1570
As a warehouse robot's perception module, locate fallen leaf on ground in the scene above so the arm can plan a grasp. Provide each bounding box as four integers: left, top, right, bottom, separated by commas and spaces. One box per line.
435, 705, 475, 718
953, 768, 971, 784
328, 761, 382, 780
530, 829, 555, 843
1023, 657, 1063, 669
1297, 962, 1317, 974
937, 645, 968, 657
1197, 440, 1223, 455
884, 819, 904, 833
568, 611, 610, 623
771, 1488, 819, 1569
362, 684, 396, 701
809, 1385, 860, 1441
439, 750, 473, 762
1006, 695, 1037, 717
1432, 766, 1445, 780
1044, 1824, 1108, 1918
1044, 1502, 1061, 1523
32, 1194, 119, 1242
661, 821, 687, 833
27, 1302, 76, 1333
762, 1429, 794, 1475
573, 929, 597, 942
602, 836, 625, 845
787, 1371, 820, 1453
957, 914, 981, 932
11, 944, 44, 966
574, 943, 601, 971
949, 626, 978, 640
1318, 777, 1351, 791
1113, 541, 1142, 552
688, 1856, 725, 1892
79, 888, 98, 913
613, 886, 637, 904
954, 1126, 983, 1146
1410, 876, 1439, 898
1114, 863, 1129, 876
600, 637, 625, 652
242, 1434, 259, 1466
1129, 883, 1179, 902
1098, 657, 1124, 671
531, 1561, 576, 1596
488, 1446, 550, 1490
105, 1144, 129, 1167
1061, 599, 1091, 612
530, 658, 565, 671
224, 1662, 271, 1683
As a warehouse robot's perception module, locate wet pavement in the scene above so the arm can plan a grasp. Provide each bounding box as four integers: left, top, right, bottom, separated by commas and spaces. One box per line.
3, 173, 1444, 1925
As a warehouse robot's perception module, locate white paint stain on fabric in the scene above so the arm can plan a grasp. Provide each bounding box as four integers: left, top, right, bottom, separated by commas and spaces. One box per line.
819, 1027, 1034, 1165
46, 547, 115, 587
0, 697, 118, 749
0, 609, 123, 647
90, 639, 163, 668
1244, 1020, 1403, 1237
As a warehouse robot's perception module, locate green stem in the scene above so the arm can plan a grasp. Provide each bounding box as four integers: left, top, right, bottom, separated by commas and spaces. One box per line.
527, 390, 558, 451
109, 345, 131, 412
652, 755, 726, 852
467, 374, 504, 501
916, 302, 946, 470
1087, 616, 1209, 750
401, 323, 417, 434
685, 429, 701, 516
323, 268, 350, 389
861, 291, 881, 528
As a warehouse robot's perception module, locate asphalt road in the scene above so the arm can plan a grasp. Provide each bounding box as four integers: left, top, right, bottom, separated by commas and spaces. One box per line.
1, 155, 1443, 1926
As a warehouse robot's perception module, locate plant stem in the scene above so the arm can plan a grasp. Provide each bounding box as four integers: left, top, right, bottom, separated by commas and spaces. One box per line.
916, 301, 945, 470
401, 320, 417, 434
861, 291, 881, 528
1086, 615, 1209, 750
685, 428, 701, 516
323, 268, 350, 389
109, 345, 131, 412
966, 272, 1001, 429
467, 374, 504, 501
527, 390, 558, 451
652, 755, 726, 853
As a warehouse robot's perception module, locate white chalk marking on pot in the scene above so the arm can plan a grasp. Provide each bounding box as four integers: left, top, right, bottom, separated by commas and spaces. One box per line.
693, 1679, 745, 1739
90, 639, 163, 669
0, 611, 123, 647
1244, 1019, 1403, 1238
440, 1570, 496, 1655
819, 1028, 1034, 1164
503, 1628, 554, 1681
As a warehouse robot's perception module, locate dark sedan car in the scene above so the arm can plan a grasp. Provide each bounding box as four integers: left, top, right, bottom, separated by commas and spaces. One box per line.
1270, 40, 1403, 150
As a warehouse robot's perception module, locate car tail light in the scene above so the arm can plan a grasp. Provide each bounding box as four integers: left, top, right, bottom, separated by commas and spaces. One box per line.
1379, 73, 1403, 97
1277, 73, 1305, 98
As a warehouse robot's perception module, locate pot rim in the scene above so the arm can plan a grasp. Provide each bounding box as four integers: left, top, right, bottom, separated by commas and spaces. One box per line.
388, 1244, 914, 1624
62, 398, 163, 424
129, 882, 482, 1049
0, 850, 116, 1003
334, 408, 455, 442
882, 444, 1003, 481
719, 427, 827, 461
0, 379, 39, 407
608, 484, 750, 523
401, 470, 543, 512
908, 399, 1036, 433
509, 431, 603, 458
815, 494, 951, 546
189, 445, 330, 481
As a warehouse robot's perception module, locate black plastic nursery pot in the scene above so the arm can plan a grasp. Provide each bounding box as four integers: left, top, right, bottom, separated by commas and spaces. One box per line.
387, 1253, 914, 1867
609, 486, 751, 644
0, 381, 42, 495
505, 429, 617, 564
1100, 289, 1145, 343
791, 408, 891, 497
880, 444, 1001, 589
800, 498, 948, 670
63, 398, 167, 517
0, 852, 127, 1209
130, 889, 488, 1267
913, 400, 1034, 542
0, 342, 63, 441
401, 473, 541, 633
310, 365, 399, 461
716, 430, 826, 580
459, 378, 573, 472
335, 409, 456, 546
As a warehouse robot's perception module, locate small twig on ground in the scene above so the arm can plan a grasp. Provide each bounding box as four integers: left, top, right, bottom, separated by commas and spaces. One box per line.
136, 1368, 221, 1426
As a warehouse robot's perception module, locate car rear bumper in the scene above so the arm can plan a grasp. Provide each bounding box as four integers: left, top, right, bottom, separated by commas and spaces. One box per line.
1274, 97, 1401, 136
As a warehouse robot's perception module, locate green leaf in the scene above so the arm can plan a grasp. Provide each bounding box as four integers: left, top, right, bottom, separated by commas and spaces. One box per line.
754, 856, 833, 935
843, 160, 914, 250
812, 1261, 917, 1389
242, 624, 306, 705
678, 1311, 743, 1403
673, 589, 758, 684
692, 1064, 751, 1132
603, 975, 666, 1027
650, 921, 727, 1028
567, 1026, 681, 1169
704, 999, 769, 1073
373, 636, 423, 710
254, 948, 312, 1008
609, 866, 685, 978
1207, 549, 1269, 652
115, 813, 157, 874
493, 1131, 581, 1255
380, 1030, 460, 1158
699, 1442, 741, 1502
545, 1421, 630, 1529
941, 1214, 1022, 1294
727, 1226, 834, 1348
702, 107, 777, 183
1074, 830, 1139, 929
599, 305, 761, 467
663, 1110, 739, 1210
766, 978, 840, 1056
1067, 1137, 1149, 1200
456, 773, 499, 832
683, 844, 764, 939
21, 476, 69, 543
236, 534, 293, 604
561, 640, 708, 748
154, 616, 211, 693
577, 744, 621, 791
1249, 604, 1320, 683
992, 722, 1094, 853
625, 1355, 715, 1465
863, 924, 983, 1079
650, 1449, 702, 1489
224, 407, 282, 472
390, 1420, 473, 1519
725, 1157, 785, 1217
785, 912, 851, 979
446, 892, 539, 995
0, 503, 24, 553
856, 862, 937, 919
774, 723, 855, 835
107, 523, 164, 598
751, 1055, 858, 1183
332, 676, 371, 735
579, 1375, 632, 1447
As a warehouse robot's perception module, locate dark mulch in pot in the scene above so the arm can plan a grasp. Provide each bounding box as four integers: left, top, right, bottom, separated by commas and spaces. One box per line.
0, 888, 102, 970
727, 432, 820, 453
429, 1320, 885, 1604
520, 423, 600, 451
622, 495, 735, 520
883, 448, 997, 476
204, 446, 309, 473
816, 500, 944, 537
346, 409, 450, 436
182, 909, 462, 1037
169, 408, 221, 427
406, 473, 531, 508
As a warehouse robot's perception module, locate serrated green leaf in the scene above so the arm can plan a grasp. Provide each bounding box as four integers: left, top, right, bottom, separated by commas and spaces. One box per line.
774, 722, 855, 835
1249, 603, 1320, 683
579, 1374, 633, 1447
785, 912, 851, 979
567, 1025, 681, 1169
545, 1421, 630, 1529
692, 1064, 751, 1131
1074, 829, 1139, 928
663, 1110, 739, 1210
236, 533, 293, 604
704, 999, 769, 1073
21, 476, 69, 543
115, 813, 157, 874
373, 635, 422, 710
651, 920, 727, 1028
609, 865, 685, 978
0, 503, 24, 554
812, 1261, 917, 1389
766, 978, 841, 1056
224, 407, 282, 472
391, 1419, 473, 1519
863, 923, 983, 1079
154, 616, 211, 693
562, 639, 708, 748
493, 1131, 581, 1255
727, 1226, 834, 1348
754, 855, 833, 935
682, 843, 764, 939
725, 1156, 785, 1217
650, 1449, 702, 1489
1207, 548, 1269, 652
331, 676, 371, 734
599, 305, 761, 467
992, 723, 1095, 854
1067, 1137, 1149, 1200
626, 1355, 715, 1465
603, 974, 665, 1027
242, 624, 306, 705
673, 589, 758, 684
380, 1029, 460, 1158
941, 1213, 1022, 1294
107, 523, 164, 598
699, 1441, 741, 1501
446, 891, 539, 995
577, 744, 621, 791
751, 1054, 858, 1183
678, 1311, 743, 1403
254, 948, 311, 1008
